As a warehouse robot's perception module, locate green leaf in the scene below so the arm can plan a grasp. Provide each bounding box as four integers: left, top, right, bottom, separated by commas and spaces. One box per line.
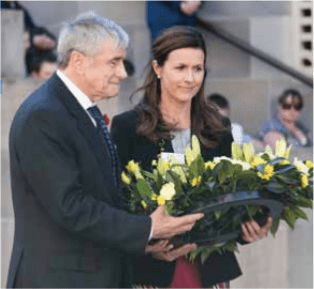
269, 157, 286, 165
223, 240, 238, 253
270, 216, 281, 237
214, 211, 222, 219
283, 206, 298, 229
136, 179, 154, 197
141, 170, 157, 180
266, 182, 286, 194
290, 205, 308, 220
276, 166, 295, 174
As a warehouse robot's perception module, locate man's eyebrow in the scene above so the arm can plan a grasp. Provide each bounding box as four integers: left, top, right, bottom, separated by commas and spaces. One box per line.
109, 57, 124, 62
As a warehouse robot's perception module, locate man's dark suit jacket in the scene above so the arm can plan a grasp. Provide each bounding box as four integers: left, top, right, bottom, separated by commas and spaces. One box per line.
7, 74, 151, 288
111, 110, 242, 288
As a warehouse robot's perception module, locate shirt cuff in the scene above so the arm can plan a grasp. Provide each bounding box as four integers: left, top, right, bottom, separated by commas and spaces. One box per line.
148, 219, 153, 241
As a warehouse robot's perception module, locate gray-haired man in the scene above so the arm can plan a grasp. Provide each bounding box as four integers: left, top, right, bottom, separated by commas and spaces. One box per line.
7, 12, 202, 288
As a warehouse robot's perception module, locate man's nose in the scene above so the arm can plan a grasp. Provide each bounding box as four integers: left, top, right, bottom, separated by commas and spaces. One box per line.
117, 61, 128, 80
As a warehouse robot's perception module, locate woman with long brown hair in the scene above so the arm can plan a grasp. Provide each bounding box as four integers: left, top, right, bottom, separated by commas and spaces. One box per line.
112, 26, 272, 288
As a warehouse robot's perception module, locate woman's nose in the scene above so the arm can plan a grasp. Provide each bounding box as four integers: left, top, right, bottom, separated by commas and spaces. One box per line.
184, 70, 194, 82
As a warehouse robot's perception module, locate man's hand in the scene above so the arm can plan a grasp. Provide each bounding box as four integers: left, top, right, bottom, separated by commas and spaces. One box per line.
241, 216, 273, 243
150, 205, 203, 239
145, 239, 174, 254
152, 243, 197, 262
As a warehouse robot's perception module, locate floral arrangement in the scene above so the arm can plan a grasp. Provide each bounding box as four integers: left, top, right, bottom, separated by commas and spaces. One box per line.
121, 136, 313, 262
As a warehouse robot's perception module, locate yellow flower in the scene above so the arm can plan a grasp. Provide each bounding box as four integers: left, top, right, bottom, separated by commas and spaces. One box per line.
231, 142, 243, 160
126, 160, 140, 173
170, 155, 187, 183
305, 160, 313, 169
160, 182, 176, 201
264, 145, 275, 160
284, 145, 292, 159
243, 143, 255, 163
275, 138, 286, 157
191, 135, 201, 156
257, 165, 274, 180
190, 176, 202, 187
251, 156, 266, 168
163, 161, 170, 170
279, 159, 290, 166
151, 193, 158, 201
126, 160, 143, 179
205, 161, 215, 170
265, 164, 274, 175
301, 174, 309, 188
141, 200, 148, 208
157, 195, 166, 205
157, 159, 170, 177
185, 147, 193, 166
121, 172, 131, 185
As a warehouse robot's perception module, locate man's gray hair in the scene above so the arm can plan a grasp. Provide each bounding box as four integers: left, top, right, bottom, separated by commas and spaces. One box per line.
57, 11, 129, 68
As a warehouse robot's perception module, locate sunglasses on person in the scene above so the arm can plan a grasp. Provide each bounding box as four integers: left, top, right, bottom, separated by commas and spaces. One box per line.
281, 102, 303, 111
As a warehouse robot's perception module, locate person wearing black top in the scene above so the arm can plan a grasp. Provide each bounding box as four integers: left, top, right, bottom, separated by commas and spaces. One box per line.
111, 26, 272, 288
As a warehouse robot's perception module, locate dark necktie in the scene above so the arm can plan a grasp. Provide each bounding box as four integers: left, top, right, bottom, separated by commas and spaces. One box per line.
87, 106, 119, 187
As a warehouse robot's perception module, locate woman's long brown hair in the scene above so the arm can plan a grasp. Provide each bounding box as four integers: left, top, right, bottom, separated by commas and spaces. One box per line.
133, 26, 225, 149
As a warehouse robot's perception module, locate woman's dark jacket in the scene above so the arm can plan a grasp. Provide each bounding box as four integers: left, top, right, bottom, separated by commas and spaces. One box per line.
111, 110, 243, 287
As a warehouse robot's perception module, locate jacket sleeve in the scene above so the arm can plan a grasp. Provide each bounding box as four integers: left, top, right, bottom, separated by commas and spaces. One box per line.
13, 109, 151, 254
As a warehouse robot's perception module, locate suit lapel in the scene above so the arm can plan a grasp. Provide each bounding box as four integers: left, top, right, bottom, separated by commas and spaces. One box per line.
47, 74, 112, 180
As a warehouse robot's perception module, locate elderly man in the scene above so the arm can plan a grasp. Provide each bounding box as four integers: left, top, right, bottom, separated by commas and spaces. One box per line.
6, 12, 203, 288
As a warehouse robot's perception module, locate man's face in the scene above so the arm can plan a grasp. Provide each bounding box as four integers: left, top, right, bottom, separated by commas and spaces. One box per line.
81, 38, 127, 102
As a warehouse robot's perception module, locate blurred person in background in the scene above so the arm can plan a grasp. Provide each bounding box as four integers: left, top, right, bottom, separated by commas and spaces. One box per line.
147, 1, 203, 42
112, 26, 272, 289
207, 93, 245, 146
207, 93, 265, 151
259, 89, 311, 149
1, 1, 57, 51
26, 48, 58, 79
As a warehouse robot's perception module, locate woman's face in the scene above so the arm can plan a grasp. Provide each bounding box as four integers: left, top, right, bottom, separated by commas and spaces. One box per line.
153, 47, 205, 105
278, 95, 303, 123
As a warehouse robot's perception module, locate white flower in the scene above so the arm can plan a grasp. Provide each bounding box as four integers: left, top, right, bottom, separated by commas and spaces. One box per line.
213, 156, 251, 171
294, 157, 310, 175
233, 159, 251, 170
213, 156, 231, 163
159, 182, 176, 201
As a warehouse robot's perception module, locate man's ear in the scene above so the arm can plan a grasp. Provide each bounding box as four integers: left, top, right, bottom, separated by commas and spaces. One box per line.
69, 51, 88, 75
152, 60, 162, 78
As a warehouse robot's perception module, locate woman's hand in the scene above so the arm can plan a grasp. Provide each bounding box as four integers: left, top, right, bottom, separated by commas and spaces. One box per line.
151, 243, 197, 262
241, 216, 273, 243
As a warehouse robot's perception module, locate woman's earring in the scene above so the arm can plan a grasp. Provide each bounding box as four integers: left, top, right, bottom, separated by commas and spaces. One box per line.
157, 75, 160, 79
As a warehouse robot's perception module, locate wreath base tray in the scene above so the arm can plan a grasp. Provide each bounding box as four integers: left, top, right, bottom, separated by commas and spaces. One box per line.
172, 190, 284, 245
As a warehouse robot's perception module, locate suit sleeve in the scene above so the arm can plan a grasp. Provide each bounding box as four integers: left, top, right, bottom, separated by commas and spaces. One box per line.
14, 109, 151, 254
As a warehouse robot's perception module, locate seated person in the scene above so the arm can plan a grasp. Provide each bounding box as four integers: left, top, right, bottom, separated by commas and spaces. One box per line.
207, 93, 246, 145
259, 89, 311, 148
1, 1, 56, 51
26, 48, 57, 79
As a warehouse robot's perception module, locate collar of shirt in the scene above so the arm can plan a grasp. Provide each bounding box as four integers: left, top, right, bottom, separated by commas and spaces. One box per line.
56, 70, 97, 126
